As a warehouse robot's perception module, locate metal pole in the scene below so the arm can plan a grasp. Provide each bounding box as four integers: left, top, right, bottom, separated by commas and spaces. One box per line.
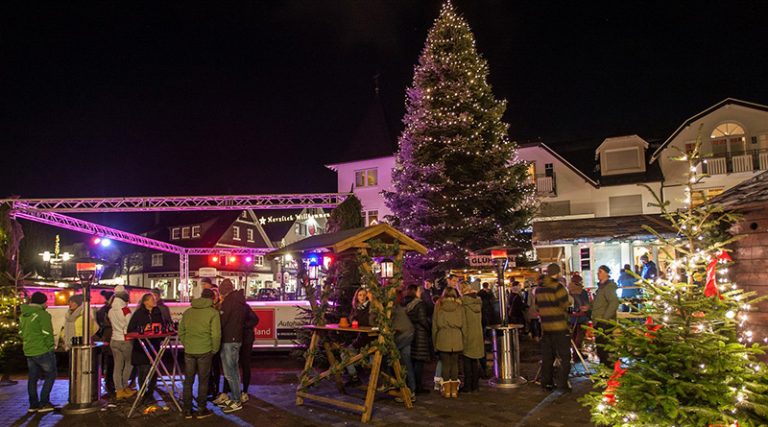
489, 256, 526, 389
179, 253, 189, 302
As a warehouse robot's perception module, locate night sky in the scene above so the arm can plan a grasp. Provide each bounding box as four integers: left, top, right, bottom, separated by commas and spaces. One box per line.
3, 1, 768, 200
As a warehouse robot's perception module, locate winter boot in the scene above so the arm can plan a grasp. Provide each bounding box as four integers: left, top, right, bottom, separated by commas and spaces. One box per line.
450, 380, 459, 398
440, 380, 450, 398
433, 376, 443, 392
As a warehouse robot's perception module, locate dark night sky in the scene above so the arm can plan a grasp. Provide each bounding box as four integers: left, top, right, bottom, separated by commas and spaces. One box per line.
3, 1, 768, 200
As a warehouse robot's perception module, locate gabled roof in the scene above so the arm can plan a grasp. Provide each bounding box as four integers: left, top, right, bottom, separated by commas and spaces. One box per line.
266, 223, 427, 259
709, 170, 768, 210
650, 98, 768, 163
519, 141, 599, 187
256, 208, 303, 242
141, 211, 270, 248
326, 91, 395, 168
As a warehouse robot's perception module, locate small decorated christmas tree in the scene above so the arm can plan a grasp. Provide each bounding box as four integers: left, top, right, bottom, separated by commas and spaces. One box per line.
385, 1, 535, 273
581, 133, 768, 426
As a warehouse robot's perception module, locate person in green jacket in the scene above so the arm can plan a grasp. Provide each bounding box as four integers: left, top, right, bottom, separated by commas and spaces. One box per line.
592, 265, 620, 367
19, 292, 57, 413
432, 287, 465, 399
179, 288, 221, 419
460, 282, 484, 393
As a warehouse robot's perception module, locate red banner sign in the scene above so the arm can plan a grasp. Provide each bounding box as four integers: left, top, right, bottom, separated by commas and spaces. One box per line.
252, 308, 276, 340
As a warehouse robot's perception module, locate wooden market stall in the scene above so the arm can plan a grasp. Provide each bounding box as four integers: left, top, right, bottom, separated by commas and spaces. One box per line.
267, 223, 428, 423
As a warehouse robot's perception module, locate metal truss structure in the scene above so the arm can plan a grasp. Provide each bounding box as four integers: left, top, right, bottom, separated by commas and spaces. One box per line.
10, 207, 274, 256
2, 193, 349, 213
4, 192, 345, 301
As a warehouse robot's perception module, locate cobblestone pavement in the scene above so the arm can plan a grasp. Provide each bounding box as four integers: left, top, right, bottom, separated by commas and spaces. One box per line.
1, 342, 596, 427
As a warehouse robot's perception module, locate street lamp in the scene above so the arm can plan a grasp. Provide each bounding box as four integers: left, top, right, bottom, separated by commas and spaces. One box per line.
39, 235, 72, 280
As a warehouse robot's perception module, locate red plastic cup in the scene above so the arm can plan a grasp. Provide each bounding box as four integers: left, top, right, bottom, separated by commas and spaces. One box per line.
352, 320, 359, 329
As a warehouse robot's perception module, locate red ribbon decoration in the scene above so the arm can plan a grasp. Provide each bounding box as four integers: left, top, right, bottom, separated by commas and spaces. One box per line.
705, 251, 732, 299
644, 316, 662, 338
603, 360, 627, 405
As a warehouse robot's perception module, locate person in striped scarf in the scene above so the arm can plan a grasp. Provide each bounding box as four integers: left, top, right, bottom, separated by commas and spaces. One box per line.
533, 263, 571, 393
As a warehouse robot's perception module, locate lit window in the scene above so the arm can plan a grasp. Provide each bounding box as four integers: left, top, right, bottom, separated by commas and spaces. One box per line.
171, 228, 180, 240
254, 256, 265, 266
247, 228, 255, 242
365, 210, 379, 226
151, 253, 163, 267
691, 188, 724, 207
191, 225, 201, 238
354, 168, 378, 188
711, 122, 747, 156
233, 226, 241, 241
711, 122, 745, 138
182, 227, 191, 239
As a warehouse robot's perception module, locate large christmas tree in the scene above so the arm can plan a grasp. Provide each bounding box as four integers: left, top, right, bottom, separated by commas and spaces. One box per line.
385, 1, 535, 273
581, 135, 768, 426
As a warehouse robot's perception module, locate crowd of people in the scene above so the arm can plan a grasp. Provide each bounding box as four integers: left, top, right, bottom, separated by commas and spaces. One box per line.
18, 277, 258, 419
17, 255, 658, 415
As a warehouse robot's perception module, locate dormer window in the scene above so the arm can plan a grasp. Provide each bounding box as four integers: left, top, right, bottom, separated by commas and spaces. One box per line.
596, 135, 648, 176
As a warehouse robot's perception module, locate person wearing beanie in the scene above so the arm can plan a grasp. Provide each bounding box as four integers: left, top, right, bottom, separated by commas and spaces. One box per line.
592, 265, 619, 367
216, 279, 246, 413
20, 292, 58, 412
109, 289, 135, 400
180, 286, 221, 419
533, 263, 571, 392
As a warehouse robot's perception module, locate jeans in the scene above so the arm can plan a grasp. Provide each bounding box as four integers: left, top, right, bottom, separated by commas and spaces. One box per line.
223, 337, 253, 394
221, 342, 242, 402
27, 351, 57, 408
398, 343, 416, 392
183, 352, 213, 411
540, 332, 571, 389
110, 339, 133, 391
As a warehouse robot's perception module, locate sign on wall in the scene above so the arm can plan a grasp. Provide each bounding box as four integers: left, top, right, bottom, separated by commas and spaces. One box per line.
252, 308, 276, 340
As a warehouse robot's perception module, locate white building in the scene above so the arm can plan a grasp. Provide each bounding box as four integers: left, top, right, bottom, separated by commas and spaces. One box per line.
326, 98, 768, 285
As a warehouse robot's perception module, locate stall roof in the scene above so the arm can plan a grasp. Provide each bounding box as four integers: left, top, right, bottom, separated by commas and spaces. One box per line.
532, 214, 675, 245
267, 223, 427, 258
709, 170, 768, 211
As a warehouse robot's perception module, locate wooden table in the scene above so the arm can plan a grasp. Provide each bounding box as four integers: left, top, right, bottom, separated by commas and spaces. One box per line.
296, 324, 412, 423
125, 331, 182, 418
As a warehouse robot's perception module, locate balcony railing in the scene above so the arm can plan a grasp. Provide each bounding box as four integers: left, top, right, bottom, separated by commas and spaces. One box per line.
534, 172, 557, 196
701, 149, 768, 175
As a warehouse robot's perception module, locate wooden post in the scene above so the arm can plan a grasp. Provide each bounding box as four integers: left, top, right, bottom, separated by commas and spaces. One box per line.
324, 341, 345, 393
362, 338, 384, 423
391, 357, 413, 409
297, 331, 320, 405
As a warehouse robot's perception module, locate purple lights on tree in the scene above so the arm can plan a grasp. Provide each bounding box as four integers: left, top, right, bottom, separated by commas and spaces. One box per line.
385, 1, 536, 274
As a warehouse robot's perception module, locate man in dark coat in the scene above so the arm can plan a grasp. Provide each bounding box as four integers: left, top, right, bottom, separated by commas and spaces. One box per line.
217, 280, 246, 413
404, 285, 431, 394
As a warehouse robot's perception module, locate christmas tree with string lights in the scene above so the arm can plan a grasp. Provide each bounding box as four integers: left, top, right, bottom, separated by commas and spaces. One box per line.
385, 1, 535, 273
581, 133, 768, 426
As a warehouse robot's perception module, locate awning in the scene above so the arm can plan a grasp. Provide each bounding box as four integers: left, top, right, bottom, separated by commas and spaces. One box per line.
532, 214, 675, 245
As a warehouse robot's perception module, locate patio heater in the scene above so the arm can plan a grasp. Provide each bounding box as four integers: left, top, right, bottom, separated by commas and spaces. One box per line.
62, 262, 105, 415
486, 248, 527, 389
